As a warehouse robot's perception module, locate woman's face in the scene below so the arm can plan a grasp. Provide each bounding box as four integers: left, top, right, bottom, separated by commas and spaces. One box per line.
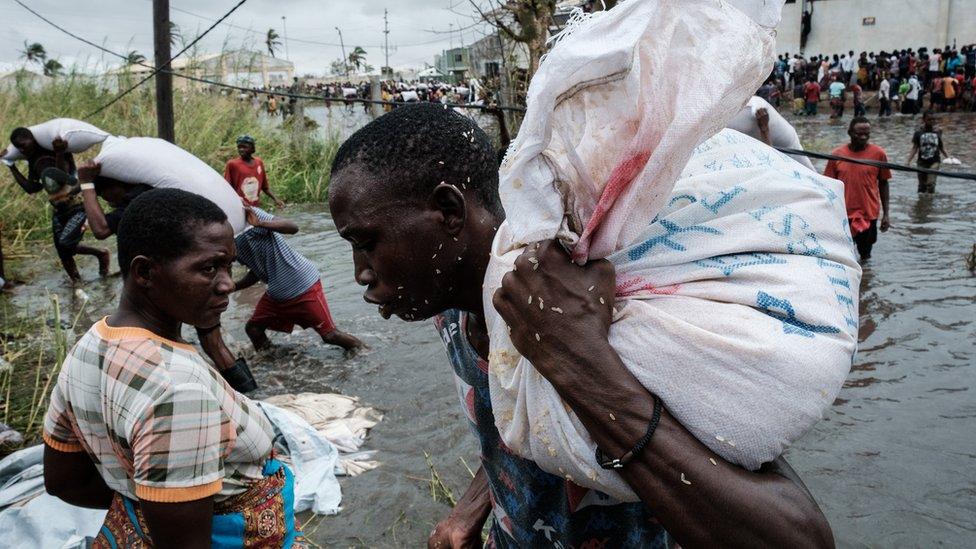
147, 221, 236, 329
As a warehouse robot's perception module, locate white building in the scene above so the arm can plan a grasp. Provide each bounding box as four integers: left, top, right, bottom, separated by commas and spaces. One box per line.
777, 0, 976, 56
112, 50, 294, 90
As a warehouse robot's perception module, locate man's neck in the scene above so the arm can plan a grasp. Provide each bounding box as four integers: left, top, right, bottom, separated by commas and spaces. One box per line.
109, 285, 184, 342
849, 143, 868, 152
452, 210, 504, 320
240, 155, 254, 163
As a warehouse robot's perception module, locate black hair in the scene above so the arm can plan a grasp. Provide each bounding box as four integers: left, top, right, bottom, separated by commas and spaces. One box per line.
9, 127, 32, 143
848, 116, 870, 132
116, 188, 227, 276
331, 102, 502, 216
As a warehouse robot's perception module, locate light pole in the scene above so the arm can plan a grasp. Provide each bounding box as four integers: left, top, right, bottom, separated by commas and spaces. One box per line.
281, 16, 290, 61
335, 26, 348, 77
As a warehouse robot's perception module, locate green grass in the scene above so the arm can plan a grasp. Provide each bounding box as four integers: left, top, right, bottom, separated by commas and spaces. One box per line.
0, 72, 341, 255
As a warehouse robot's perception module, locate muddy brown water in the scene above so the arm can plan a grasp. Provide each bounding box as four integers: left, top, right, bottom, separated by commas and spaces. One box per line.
3, 110, 974, 546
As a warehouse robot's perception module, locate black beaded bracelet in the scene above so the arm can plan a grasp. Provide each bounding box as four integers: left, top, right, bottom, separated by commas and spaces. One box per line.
595, 394, 663, 470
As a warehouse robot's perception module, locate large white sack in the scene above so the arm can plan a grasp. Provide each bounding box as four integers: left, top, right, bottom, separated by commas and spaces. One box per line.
1, 118, 109, 163
400, 90, 419, 102
95, 137, 246, 234
484, 0, 859, 501
726, 96, 816, 171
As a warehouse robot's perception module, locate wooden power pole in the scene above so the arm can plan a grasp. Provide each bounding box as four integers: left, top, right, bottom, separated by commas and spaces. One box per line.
153, 0, 176, 143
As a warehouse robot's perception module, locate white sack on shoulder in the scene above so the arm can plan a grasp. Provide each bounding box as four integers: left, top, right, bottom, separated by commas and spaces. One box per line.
483, 0, 861, 501
2, 118, 109, 162
95, 136, 246, 234
486, 130, 860, 500
726, 96, 816, 172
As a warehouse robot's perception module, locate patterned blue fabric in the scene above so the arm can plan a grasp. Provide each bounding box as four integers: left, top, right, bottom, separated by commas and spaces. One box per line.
434, 310, 671, 548
234, 208, 321, 301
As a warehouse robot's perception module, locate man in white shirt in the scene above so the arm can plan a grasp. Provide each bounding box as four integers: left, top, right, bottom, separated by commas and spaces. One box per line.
905, 74, 922, 115
878, 77, 892, 117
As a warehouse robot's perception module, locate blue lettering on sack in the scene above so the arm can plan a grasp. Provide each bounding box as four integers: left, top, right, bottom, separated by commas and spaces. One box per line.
700, 186, 746, 213
694, 252, 787, 276
756, 291, 841, 338
627, 220, 722, 260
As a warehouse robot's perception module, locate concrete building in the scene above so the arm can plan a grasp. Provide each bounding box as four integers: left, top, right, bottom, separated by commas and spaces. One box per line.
112, 50, 294, 90
434, 47, 472, 83
468, 32, 530, 80
0, 69, 50, 91
777, 0, 976, 56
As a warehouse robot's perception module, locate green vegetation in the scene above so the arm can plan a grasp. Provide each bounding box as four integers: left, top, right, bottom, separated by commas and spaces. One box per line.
0, 73, 341, 255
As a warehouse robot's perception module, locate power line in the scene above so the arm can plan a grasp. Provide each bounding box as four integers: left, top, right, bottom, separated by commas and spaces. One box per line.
82, 0, 251, 117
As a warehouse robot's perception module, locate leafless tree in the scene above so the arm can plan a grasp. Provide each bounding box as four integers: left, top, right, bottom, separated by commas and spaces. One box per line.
468, 0, 555, 80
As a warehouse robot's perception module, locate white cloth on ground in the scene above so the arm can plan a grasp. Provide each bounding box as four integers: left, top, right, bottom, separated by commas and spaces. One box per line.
263, 392, 383, 475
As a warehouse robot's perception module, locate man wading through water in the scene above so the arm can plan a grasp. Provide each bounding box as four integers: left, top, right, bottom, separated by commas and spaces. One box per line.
328, 104, 833, 548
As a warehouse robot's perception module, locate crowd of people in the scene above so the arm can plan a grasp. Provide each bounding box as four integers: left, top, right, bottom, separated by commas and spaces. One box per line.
232, 77, 489, 118
756, 44, 976, 117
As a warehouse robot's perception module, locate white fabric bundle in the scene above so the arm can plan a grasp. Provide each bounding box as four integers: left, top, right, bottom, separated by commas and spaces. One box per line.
95, 137, 246, 234
400, 90, 420, 102
342, 87, 358, 98
726, 96, 816, 171
1, 118, 109, 163
483, 0, 859, 501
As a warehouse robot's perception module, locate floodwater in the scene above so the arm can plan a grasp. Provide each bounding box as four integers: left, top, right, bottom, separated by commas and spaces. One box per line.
2, 111, 975, 547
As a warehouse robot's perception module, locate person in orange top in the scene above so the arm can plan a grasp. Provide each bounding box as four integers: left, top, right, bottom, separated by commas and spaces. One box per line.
824, 117, 892, 261
223, 135, 284, 208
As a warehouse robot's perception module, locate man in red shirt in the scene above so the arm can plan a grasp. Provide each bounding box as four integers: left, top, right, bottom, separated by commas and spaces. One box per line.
803, 76, 821, 115
824, 117, 892, 261
224, 135, 284, 208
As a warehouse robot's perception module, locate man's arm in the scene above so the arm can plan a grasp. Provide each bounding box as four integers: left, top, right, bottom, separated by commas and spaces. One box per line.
141, 497, 213, 549
245, 207, 298, 234
493, 242, 834, 549
234, 269, 260, 292
52, 138, 71, 175
7, 164, 42, 194
263, 186, 285, 208
428, 466, 492, 549
43, 444, 114, 509
77, 162, 113, 239
906, 142, 919, 164
879, 179, 891, 232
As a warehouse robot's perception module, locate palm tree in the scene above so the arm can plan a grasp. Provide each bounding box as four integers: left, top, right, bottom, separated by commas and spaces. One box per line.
347, 46, 367, 73
169, 22, 183, 48
19, 41, 47, 66
42, 59, 63, 77
265, 28, 282, 58
125, 51, 146, 66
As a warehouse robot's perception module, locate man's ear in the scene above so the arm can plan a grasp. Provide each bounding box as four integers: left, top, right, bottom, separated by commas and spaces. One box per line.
129, 256, 157, 290
429, 183, 466, 236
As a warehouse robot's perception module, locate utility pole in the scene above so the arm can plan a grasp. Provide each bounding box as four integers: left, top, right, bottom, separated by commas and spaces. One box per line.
152, 0, 175, 143
383, 9, 390, 76
335, 26, 349, 77
282, 16, 290, 61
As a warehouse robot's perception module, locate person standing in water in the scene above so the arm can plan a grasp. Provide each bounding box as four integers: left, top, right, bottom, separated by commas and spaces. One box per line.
224, 135, 285, 208
824, 117, 892, 262
907, 111, 951, 194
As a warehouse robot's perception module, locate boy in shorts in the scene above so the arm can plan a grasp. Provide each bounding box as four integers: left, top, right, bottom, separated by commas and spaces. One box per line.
235, 207, 363, 353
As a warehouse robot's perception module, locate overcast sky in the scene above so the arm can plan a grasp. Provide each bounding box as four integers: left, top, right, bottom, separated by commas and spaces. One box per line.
2, 0, 494, 74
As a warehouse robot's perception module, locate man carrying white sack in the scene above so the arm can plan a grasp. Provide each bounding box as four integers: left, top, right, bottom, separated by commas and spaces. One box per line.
331, 0, 852, 546
330, 106, 835, 547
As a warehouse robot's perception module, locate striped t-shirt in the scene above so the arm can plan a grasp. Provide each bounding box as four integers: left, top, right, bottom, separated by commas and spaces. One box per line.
43, 319, 275, 503
234, 208, 321, 301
